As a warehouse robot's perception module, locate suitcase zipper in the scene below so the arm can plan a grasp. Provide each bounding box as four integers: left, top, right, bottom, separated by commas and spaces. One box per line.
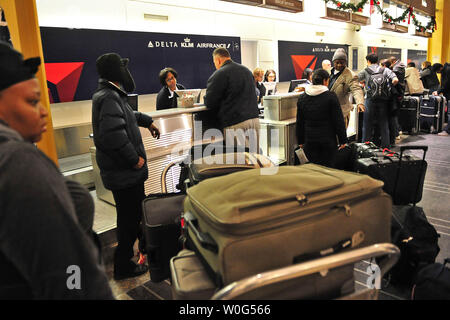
189, 188, 381, 236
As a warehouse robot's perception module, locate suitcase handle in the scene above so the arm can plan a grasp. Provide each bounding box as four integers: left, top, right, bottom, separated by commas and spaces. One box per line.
161, 161, 180, 193
184, 211, 218, 253
393, 145, 428, 205
399, 146, 428, 153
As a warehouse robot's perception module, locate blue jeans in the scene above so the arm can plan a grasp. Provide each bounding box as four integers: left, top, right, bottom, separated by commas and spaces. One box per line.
362, 99, 390, 148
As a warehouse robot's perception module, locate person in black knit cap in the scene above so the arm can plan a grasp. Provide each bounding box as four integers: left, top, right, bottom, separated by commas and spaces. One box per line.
0, 42, 114, 299
92, 52, 160, 280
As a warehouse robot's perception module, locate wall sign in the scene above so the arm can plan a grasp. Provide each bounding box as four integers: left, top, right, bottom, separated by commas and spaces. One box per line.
220, 0, 263, 6
278, 40, 349, 81
322, 7, 370, 25
367, 46, 402, 61
40, 27, 241, 103
395, 0, 435, 16
407, 49, 428, 69
351, 13, 371, 26
322, 7, 351, 22
415, 30, 432, 38
263, 0, 303, 13
220, 0, 303, 13
380, 22, 408, 33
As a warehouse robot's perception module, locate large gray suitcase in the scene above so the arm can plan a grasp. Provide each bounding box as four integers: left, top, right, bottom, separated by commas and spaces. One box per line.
184, 164, 392, 287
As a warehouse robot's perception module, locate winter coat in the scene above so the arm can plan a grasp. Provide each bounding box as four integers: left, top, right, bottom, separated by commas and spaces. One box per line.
91, 79, 153, 190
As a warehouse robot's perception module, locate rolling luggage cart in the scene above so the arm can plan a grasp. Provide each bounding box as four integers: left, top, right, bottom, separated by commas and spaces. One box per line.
209, 243, 400, 300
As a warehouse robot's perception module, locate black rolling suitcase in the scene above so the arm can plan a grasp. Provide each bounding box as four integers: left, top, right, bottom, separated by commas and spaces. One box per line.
334, 142, 385, 172
420, 95, 444, 133
398, 96, 420, 134
351, 141, 385, 158
142, 163, 186, 283
354, 145, 428, 205
142, 192, 185, 282
384, 146, 440, 288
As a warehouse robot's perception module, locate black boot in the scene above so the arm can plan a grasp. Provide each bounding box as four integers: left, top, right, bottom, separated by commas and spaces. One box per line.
114, 260, 148, 281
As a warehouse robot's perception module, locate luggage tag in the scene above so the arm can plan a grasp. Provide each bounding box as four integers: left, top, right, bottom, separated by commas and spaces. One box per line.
292, 231, 365, 264
295, 147, 309, 165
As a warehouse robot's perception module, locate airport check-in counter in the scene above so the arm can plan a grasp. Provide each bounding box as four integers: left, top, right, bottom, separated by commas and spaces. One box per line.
90, 98, 303, 205
68, 91, 358, 206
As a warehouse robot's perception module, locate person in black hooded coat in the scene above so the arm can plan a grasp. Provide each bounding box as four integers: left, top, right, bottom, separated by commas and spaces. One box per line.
91, 53, 160, 280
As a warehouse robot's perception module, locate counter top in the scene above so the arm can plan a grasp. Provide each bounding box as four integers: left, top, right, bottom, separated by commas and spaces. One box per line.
263, 92, 301, 100
259, 117, 297, 125
145, 105, 207, 118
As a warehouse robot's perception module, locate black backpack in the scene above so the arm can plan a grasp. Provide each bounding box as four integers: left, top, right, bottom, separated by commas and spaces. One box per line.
388, 205, 440, 287
366, 67, 391, 100
411, 258, 450, 300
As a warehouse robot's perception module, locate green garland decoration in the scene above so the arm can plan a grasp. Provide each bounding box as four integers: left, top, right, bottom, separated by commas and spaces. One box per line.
323, 0, 436, 32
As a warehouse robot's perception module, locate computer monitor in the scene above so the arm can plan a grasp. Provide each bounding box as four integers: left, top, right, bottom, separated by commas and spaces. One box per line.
174, 89, 202, 108
288, 79, 311, 92
262, 82, 277, 96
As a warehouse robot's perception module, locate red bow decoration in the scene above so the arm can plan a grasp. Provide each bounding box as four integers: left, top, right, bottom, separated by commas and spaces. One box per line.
408, 6, 413, 24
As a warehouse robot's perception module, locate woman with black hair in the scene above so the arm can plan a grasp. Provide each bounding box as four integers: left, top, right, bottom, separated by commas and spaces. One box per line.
264, 69, 277, 82
302, 68, 313, 82
296, 68, 348, 168
156, 67, 186, 110
263, 69, 277, 95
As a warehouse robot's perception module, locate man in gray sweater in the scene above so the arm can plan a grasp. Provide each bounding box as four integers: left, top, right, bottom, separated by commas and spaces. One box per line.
0, 42, 114, 299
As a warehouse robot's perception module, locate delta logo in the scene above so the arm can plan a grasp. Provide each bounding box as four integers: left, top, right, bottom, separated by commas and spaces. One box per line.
45, 62, 84, 103
290, 55, 317, 79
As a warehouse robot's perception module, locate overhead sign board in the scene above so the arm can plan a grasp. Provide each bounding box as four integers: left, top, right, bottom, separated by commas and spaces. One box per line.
351, 13, 371, 26
220, 0, 303, 13
322, 7, 351, 22
395, 0, 436, 16
263, 0, 303, 13
220, 0, 263, 6
380, 22, 408, 33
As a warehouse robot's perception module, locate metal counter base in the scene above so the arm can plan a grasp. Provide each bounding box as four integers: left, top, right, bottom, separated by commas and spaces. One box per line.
259, 118, 298, 165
